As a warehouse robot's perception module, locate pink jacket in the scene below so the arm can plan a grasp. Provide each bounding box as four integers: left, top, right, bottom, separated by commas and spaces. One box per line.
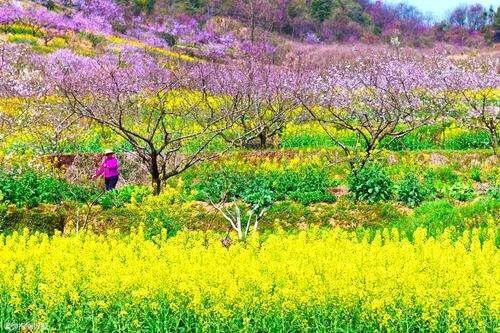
95, 156, 120, 179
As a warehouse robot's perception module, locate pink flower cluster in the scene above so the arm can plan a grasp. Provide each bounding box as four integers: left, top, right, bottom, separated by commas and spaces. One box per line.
0, 2, 118, 34
43, 46, 170, 96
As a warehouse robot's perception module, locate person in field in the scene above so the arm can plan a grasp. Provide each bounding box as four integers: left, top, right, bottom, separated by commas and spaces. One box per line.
93, 149, 120, 191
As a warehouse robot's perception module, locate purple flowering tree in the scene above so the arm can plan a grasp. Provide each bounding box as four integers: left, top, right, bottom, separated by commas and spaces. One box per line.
47, 48, 236, 194
299, 51, 453, 171
441, 57, 499, 154
0, 44, 48, 145
188, 59, 300, 148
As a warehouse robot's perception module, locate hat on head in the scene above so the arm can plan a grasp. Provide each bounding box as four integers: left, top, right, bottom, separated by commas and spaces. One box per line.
104, 149, 114, 155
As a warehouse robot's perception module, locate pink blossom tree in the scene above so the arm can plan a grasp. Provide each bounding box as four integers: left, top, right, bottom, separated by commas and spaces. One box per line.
0, 44, 48, 145
299, 51, 453, 171
47, 47, 237, 194
440, 57, 499, 154
187, 59, 301, 148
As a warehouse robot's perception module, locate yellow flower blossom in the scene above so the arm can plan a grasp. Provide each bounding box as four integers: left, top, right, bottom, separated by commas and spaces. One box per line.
0, 227, 496, 331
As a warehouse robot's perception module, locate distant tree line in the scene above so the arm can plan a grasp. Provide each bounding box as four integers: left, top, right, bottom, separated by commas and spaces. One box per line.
117, 0, 499, 46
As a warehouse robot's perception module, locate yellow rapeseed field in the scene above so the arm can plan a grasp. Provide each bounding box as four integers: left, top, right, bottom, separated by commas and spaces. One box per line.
0, 226, 498, 331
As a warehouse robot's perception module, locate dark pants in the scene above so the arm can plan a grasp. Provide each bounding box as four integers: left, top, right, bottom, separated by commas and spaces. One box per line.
105, 175, 119, 191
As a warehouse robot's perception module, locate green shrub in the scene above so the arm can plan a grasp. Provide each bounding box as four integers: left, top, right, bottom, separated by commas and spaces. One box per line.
422, 167, 461, 200
97, 185, 152, 209
348, 165, 393, 203
0, 171, 96, 208
289, 190, 335, 205
383, 124, 441, 151
397, 173, 426, 207
0, 204, 66, 234
198, 170, 277, 208
433, 167, 459, 183
393, 197, 498, 239
486, 186, 499, 200
280, 132, 357, 149
448, 183, 475, 202
0, 169, 150, 210
470, 167, 481, 182
274, 168, 336, 204
161, 32, 178, 46
422, 171, 441, 199
145, 209, 182, 238
311, 0, 333, 22
264, 200, 311, 228
22, 204, 66, 234
0, 203, 10, 233
191, 166, 336, 206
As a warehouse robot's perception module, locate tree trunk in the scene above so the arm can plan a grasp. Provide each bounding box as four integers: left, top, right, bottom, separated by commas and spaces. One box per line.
492, 132, 498, 155
150, 153, 162, 195
259, 131, 267, 148
250, 14, 255, 43
487, 124, 498, 155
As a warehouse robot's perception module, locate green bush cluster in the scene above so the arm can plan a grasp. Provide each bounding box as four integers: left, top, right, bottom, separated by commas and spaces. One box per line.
396, 173, 426, 207
470, 167, 481, 182
0, 171, 95, 208
97, 185, 152, 209
448, 183, 476, 202
348, 165, 393, 203
187, 166, 337, 206
347, 163, 484, 207
487, 186, 500, 200
383, 125, 441, 151
0, 171, 150, 210
392, 197, 499, 239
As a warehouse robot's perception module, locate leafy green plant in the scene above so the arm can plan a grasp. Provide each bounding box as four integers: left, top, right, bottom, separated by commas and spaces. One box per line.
397, 173, 426, 207
145, 210, 182, 238
0, 171, 96, 208
383, 124, 441, 151
97, 185, 152, 209
348, 165, 393, 203
448, 183, 475, 202
486, 186, 499, 200
161, 32, 178, 46
289, 190, 335, 205
192, 166, 336, 206
433, 167, 459, 183
470, 167, 481, 182
391, 197, 498, 239
0, 203, 67, 234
